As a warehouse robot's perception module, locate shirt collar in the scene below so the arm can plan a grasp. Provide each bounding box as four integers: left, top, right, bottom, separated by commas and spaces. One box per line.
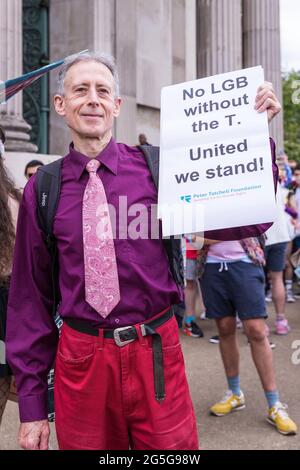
68, 137, 119, 181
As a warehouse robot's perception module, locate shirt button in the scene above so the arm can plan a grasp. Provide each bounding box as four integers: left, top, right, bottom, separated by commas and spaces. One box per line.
115, 318, 120, 324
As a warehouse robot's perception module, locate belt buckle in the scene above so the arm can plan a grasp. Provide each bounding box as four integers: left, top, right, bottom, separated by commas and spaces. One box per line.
113, 326, 135, 347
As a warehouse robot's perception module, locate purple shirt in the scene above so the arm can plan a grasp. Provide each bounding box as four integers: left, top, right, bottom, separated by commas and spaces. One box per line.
6, 139, 181, 422
6, 137, 278, 422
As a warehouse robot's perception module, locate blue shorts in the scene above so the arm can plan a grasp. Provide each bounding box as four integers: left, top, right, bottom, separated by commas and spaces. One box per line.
264, 242, 287, 272
200, 261, 267, 321
293, 236, 300, 251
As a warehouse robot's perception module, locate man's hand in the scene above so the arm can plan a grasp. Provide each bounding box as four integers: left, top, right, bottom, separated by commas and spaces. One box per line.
18, 420, 50, 450
255, 81, 282, 123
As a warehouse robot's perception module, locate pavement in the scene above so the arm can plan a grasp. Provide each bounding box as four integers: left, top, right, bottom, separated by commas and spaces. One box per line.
0, 298, 299, 450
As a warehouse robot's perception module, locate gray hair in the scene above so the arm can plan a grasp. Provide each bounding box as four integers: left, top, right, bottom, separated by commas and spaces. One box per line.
57, 51, 120, 98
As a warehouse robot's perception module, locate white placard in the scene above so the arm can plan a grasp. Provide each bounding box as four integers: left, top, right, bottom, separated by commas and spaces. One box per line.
158, 66, 277, 237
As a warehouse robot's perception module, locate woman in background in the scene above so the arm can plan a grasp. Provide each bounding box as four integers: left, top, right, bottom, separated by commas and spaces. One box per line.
0, 127, 21, 424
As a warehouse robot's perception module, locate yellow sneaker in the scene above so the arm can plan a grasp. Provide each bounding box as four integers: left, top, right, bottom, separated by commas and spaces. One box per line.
267, 402, 298, 435
210, 390, 245, 417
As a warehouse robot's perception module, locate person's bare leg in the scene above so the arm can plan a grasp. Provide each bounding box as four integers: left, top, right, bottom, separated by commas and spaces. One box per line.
195, 282, 205, 315
184, 280, 197, 317
285, 241, 295, 300
243, 319, 297, 434
184, 279, 203, 337
243, 318, 277, 391
285, 241, 294, 281
269, 271, 286, 320
216, 317, 239, 378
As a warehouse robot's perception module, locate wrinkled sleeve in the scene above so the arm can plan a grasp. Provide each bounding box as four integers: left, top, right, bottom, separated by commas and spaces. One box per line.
6, 175, 59, 422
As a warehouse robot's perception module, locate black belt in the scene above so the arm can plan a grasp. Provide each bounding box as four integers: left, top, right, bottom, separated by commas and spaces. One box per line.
65, 307, 174, 402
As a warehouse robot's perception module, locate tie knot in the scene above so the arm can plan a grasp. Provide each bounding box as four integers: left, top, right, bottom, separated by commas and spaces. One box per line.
86, 159, 100, 174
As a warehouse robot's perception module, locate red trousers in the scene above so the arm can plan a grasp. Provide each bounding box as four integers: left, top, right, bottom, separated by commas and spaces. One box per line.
54, 313, 199, 450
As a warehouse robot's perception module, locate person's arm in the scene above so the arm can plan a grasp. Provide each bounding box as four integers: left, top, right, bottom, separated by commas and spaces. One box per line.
6, 175, 59, 449
202, 238, 220, 245
192, 235, 219, 246
255, 81, 280, 195
204, 82, 280, 241
184, 234, 219, 250
253, 81, 280, 195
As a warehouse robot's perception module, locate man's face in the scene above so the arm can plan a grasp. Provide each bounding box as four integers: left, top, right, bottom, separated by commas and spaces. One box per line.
54, 60, 121, 141
294, 170, 300, 186
26, 165, 41, 180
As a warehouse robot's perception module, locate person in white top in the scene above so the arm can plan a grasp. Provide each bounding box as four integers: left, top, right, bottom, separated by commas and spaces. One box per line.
264, 182, 291, 334
0, 127, 21, 424
293, 164, 300, 247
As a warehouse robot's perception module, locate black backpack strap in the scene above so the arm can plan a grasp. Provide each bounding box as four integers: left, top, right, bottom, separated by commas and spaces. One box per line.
36, 158, 64, 315
138, 145, 160, 189
36, 158, 64, 240
138, 145, 184, 287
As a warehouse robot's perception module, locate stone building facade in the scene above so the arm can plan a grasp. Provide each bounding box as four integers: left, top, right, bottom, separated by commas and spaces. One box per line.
0, 0, 283, 186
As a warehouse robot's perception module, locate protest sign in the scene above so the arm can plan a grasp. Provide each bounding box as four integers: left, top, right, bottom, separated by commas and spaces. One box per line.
158, 66, 277, 236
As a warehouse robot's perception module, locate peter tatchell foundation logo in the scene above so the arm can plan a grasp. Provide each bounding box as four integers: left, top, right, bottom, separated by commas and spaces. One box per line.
180, 195, 192, 203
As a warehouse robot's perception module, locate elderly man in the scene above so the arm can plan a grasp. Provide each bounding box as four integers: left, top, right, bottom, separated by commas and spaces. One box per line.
6, 52, 280, 450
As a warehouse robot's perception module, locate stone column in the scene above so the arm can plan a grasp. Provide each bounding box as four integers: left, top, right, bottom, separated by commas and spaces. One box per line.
0, 0, 37, 152
49, 0, 117, 154
93, 0, 116, 56
172, 0, 186, 84
196, 0, 242, 77
185, 0, 197, 81
243, 0, 283, 150
115, 0, 137, 145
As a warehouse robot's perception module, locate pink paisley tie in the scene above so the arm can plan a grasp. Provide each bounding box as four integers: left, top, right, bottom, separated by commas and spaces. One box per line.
83, 159, 120, 317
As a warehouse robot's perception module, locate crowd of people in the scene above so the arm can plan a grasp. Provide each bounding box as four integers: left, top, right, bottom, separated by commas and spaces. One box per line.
180, 159, 300, 339
0, 52, 299, 450
177, 157, 300, 434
